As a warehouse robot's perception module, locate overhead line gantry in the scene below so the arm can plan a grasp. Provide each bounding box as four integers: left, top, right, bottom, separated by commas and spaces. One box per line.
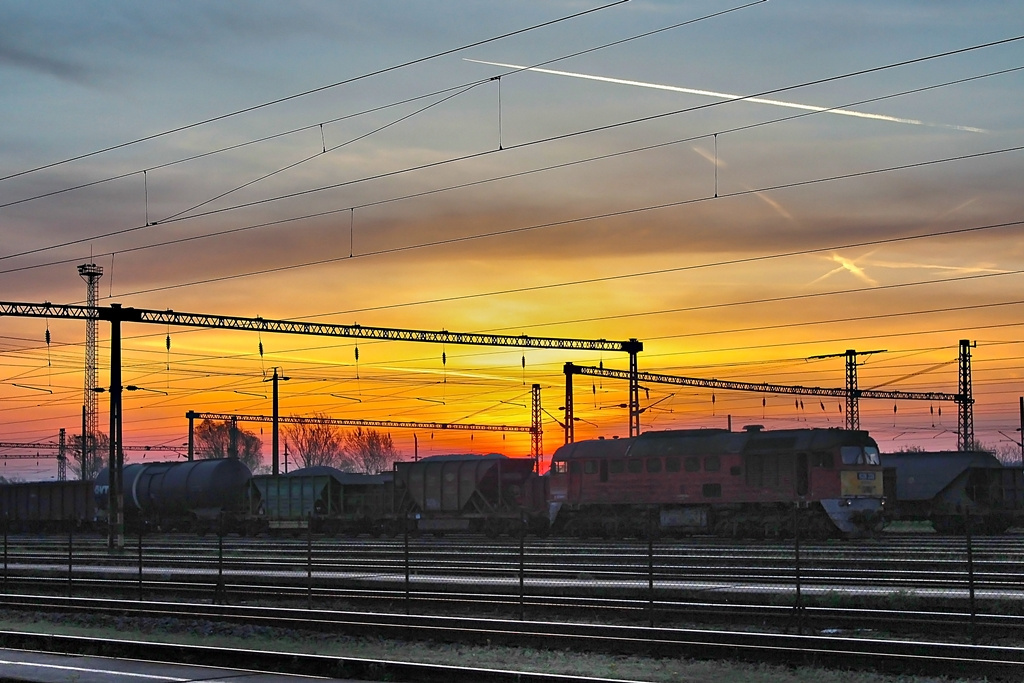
186, 389, 542, 468
563, 353, 971, 446
1, 300, 641, 547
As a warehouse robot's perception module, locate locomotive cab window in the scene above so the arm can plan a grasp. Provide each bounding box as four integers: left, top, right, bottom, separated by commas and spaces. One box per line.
841, 446, 881, 466
552, 462, 568, 475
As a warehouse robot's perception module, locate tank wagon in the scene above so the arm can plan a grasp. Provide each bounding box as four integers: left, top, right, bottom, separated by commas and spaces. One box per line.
96, 458, 252, 534
393, 454, 547, 536
250, 466, 394, 535
549, 426, 886, 538
0, 479, 96, 532
882, 451, 1024, 534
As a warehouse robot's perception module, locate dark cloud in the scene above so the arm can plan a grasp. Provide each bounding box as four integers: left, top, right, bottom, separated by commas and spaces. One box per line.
0, 42, 92, 83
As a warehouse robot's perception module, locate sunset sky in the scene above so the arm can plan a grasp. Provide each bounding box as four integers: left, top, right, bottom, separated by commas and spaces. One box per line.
2, 1, 1023, 479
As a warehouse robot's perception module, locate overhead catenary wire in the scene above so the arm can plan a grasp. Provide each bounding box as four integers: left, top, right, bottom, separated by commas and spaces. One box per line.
2, 45, 1020, 266
155, 82, 484, 224
0, 0, 630, 184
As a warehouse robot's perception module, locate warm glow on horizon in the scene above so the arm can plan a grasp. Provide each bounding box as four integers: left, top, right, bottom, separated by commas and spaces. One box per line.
2, 2, 1022, 479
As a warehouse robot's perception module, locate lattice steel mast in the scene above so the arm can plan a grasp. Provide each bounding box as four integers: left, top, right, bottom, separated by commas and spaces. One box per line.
958, 339, 975, 450
77, 264, 102, 479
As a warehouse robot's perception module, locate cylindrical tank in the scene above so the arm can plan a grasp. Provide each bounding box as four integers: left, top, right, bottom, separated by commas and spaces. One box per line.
96, 458, 251, 517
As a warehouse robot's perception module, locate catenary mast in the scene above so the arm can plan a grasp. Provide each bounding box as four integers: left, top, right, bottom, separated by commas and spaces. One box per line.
78, 263, 103, 479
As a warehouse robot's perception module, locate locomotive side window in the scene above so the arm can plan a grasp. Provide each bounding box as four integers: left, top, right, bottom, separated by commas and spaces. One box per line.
746, 456, 762, 486
627, 459, 643, 474
646, 458, 662, 473
796, 452, 809, 497
811, 451, 834, 468
744, 453, 790, 488
666, 457, 681, 472
610, 460, 625, 474
684, 457, 700, 472
584, 461, 598, 475
704, 455, 721, 472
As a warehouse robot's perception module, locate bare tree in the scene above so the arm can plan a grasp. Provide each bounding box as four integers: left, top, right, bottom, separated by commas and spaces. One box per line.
70, 431, 109, 480
343, 427, 399, 474
977, 440, 1024, 466
282, 413, 350, 470
193, 419, 263, 472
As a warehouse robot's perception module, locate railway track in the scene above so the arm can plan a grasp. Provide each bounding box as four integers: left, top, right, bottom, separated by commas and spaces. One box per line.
2, 533, 1023, 641
1, 594, 1023, 681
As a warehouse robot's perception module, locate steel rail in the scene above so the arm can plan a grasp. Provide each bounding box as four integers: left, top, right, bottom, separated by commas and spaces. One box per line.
0, 630, 618, 683
0, 597, 1022, 680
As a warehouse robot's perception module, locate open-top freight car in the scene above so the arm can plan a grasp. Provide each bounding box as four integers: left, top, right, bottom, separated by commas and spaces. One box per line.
0, 479, 96, 532
548, 426, 886, 538
393, 454, 547, 536
249, 466, 393, 535
881, 450, 1024, 534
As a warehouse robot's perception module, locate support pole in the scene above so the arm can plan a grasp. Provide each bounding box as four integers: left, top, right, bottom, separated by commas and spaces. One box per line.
57, 428, 66, 482
629, 347, 640, 438
81, 406, 87, 480
563, 364, 574, 445
1019, 396, 1023, 465
845, 349, 859, 431
187, 412, 195, 461
272, 369, 280, 475
531, 384, 542, 473
958, 340, 975, 451
108, 305, 124, 551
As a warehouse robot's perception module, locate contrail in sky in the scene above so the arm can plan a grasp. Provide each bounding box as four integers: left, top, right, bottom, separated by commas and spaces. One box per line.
465, 59, 986, 133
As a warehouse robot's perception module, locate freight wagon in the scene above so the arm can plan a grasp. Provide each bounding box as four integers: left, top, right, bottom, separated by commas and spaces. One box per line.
882, 451, 1024, 534
393, 454, 547, 536
96, 458, 252, 534
0, 479, 96, 532
249, 466, 394, 535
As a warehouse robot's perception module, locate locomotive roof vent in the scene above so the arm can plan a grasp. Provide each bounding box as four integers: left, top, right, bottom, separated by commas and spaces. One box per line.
743, 424, 764, 432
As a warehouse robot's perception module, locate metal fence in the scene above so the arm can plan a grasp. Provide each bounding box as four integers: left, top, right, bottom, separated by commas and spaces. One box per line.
2, 517, 1022, 643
